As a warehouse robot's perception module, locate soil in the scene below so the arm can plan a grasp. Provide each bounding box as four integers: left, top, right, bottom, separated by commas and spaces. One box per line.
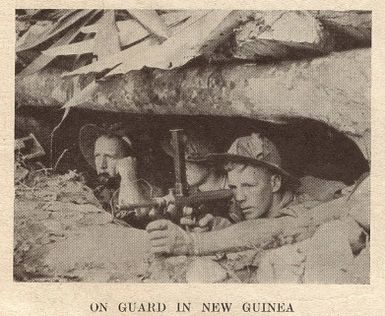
14, 169, 369, 283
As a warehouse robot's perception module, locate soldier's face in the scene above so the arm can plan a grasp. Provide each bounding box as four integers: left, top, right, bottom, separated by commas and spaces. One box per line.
94, 136, 126, 179
227, 164, 274, 220
186, 161, 211, 187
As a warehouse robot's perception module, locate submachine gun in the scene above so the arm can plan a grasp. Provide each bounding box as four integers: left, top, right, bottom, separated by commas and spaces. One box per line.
116, 129, 234, 224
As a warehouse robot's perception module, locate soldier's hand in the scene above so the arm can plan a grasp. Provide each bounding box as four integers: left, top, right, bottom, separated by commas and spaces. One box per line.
190, 214, 232, 232
210, 216, 232, 230
192, 213, 214, 233
180, 206, 196, 229
115, 157, 138, 182
146, 219, 193, 255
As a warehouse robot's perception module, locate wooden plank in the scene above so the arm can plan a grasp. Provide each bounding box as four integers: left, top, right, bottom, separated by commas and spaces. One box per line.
61, 10, 211, 77
128, 9, 170, 41
42, 39, 95, 56
107, 10, 237, 76
45, 11, 194, 58
16, 10, 96, 52
18, 11, 99, 77
93, 10, 121, 60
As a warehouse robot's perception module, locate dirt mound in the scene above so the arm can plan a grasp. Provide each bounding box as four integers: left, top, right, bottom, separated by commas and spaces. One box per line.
14, 170, 369, 283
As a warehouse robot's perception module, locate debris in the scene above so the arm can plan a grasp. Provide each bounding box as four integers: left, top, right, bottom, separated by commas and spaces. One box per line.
15, 164, 29, 183
93, 10, 121, 60
15, 133, 46, 161
16, 21, 53, 49
18, 11, 100, 77
61, 10, 236, 77
44, 10, 194, 57
16, 10, 97, 52
128, 9, 170, 42
42, 39, 96, 57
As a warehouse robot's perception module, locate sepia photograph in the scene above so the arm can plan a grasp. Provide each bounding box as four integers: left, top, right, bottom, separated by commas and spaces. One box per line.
14, 9, 370, 283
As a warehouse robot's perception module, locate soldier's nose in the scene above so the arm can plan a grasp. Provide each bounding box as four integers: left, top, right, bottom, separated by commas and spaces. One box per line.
234, 188, 245, 202
101, 156, 107, 169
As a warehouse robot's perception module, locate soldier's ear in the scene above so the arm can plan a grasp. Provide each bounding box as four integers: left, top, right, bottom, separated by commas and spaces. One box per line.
270, 174, 282, 193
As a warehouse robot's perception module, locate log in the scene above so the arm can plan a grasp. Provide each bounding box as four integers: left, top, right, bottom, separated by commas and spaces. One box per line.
16, 48, 370, 156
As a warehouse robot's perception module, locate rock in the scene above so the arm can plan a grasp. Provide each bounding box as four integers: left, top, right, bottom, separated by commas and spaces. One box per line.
253, 215, 367, 284
186, 258, 228, 283
254, 243, 306, 283
336, 246, 370, 284
302, 219, 360, 283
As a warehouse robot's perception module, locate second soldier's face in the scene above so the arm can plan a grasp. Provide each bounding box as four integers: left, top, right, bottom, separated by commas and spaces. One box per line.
186, 161, 211, 187
94, 136, 126, 181
227, 164, 274, 220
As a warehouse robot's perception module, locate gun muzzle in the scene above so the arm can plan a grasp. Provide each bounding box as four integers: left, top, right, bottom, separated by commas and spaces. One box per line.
175, 189, 233, 208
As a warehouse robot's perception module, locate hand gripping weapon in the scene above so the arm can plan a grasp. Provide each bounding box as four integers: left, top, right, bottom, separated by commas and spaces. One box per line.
116, 129, 233, 222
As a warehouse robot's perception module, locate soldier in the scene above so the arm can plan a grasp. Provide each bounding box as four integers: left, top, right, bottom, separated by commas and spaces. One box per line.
146, 133, 304, 255
79, 123, 161, 228
161, 132, 241, 232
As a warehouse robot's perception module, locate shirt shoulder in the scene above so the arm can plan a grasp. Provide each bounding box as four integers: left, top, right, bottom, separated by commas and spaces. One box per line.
276, 195, 322, 218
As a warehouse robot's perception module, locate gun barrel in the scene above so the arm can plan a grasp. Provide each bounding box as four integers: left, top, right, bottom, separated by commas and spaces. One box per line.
117, 189, 233, 211
117, 197, 167, 211
175, 189, 233, 207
